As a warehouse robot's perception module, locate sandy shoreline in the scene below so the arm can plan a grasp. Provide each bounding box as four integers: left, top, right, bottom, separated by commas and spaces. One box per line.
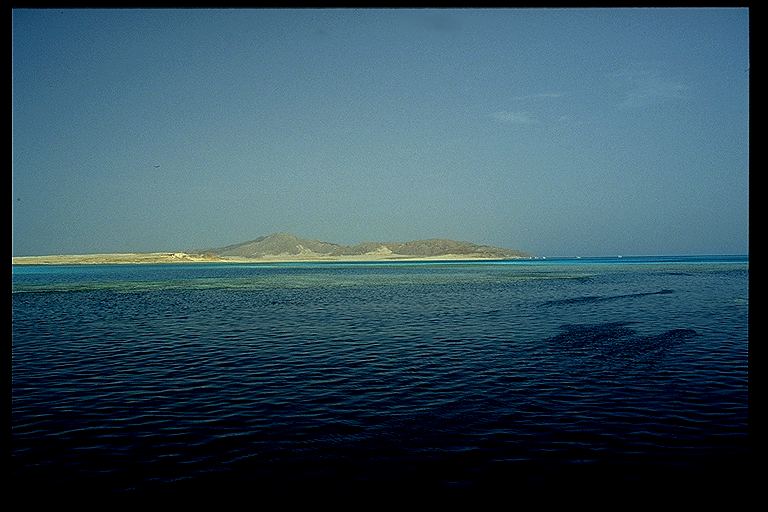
12, 252, 527, 266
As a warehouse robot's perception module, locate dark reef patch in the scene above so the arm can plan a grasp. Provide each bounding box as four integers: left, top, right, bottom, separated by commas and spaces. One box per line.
543, 289, 674, 306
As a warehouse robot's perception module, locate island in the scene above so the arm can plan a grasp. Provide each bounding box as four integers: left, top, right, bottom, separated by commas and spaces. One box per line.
11, 232, 531, 265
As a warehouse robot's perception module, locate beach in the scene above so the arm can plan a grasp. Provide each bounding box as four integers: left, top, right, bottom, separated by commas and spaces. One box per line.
11, 252, 526, 265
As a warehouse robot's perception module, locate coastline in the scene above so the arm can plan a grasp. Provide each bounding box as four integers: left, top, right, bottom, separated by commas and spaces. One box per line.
11, 252, 528, 266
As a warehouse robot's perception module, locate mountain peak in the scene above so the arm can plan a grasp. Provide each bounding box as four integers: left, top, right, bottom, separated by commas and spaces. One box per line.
260, 232, 300, 242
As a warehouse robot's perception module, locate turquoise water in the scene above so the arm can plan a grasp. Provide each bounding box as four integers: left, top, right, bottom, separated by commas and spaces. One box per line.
11, 256, 750, 497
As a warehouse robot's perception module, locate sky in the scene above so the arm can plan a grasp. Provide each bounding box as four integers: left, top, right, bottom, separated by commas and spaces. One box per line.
12, 8, 749, 257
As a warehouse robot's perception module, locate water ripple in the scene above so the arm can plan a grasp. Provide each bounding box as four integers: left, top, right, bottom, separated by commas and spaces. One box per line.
12, 261, 749, 495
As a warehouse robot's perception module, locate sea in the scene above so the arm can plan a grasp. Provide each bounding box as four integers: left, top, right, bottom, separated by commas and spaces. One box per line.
11, 256, 751, 500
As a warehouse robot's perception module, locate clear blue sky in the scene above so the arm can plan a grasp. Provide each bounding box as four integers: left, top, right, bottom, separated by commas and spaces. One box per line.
12, 8, 749, 257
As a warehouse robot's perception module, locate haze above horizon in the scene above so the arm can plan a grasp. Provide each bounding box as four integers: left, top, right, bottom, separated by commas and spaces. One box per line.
12, 8, 748, 257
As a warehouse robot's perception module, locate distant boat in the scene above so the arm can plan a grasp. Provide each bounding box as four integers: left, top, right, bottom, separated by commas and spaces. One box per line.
617, 255, 623, 258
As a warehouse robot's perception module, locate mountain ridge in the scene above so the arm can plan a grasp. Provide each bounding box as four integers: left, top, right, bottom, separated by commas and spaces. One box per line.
209, 232, 530, 259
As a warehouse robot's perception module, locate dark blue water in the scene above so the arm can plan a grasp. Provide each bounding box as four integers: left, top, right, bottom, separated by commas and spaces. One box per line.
11, 256, 751, 498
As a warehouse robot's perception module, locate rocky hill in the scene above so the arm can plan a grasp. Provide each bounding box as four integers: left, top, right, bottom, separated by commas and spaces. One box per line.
211, 233, 529, 259
12, 233, 531, 265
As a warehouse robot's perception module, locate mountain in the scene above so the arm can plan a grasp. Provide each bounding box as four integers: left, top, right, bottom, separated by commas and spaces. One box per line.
210, 233, 530, 259
11, 233, 531, 265
212, 233, 342, 258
